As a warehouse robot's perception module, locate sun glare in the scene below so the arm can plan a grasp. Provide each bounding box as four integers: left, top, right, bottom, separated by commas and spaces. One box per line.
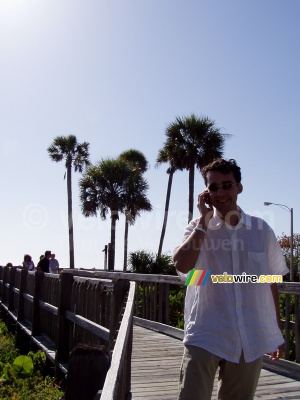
0, 0, 41, 19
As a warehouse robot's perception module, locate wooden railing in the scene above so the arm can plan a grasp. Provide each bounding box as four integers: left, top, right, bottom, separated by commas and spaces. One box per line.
1, 267, 300, 396
76, 270, 300, 365
0, 266, 135, 400
100, 281, 135, 400
277, 282, 300, 363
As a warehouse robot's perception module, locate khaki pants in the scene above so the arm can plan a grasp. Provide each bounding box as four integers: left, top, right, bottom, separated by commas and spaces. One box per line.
178, 345, 263, 400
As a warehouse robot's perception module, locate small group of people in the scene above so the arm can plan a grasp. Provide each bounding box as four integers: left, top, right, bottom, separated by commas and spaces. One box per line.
21, 252, 59, 273
36, 251, 59, 273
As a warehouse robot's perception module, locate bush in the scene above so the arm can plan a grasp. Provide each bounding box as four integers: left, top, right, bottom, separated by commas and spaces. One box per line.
0, 324, 19, 365
128, 250, 177, 275
128, 250, 184, 328
279, 293, 296, 361
0, 321, 63, 399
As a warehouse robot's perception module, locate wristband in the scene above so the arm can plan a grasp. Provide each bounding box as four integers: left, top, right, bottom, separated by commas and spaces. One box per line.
193, 226, 206, 234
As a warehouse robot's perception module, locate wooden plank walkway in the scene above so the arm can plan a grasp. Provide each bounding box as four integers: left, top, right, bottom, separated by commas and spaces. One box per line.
131, 325, 300, 399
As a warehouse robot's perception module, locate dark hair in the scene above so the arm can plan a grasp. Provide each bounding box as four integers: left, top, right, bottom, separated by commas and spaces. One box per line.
201, 158, 242, 185
23, 254, 31, 262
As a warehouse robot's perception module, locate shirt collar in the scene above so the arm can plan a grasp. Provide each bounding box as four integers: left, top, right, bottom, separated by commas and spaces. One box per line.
209, 207, 251, 230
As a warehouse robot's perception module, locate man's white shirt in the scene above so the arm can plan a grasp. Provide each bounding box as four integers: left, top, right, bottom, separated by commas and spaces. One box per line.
177, 209, 289, 363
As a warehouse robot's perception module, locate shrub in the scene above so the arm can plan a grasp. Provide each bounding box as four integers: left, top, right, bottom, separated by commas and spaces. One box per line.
0, 321, 63, 399
128, 250, 184, 328
128, 250, 176, 275
0, 324, 19, 365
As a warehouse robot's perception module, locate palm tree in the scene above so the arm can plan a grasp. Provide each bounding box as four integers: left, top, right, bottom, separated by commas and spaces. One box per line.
156, 148, 182, 257
79, 158, 141, 270
118, 150, 152, 271
156, 114, 230, 254
47, 135, 90, 269
118, 149, 148, 174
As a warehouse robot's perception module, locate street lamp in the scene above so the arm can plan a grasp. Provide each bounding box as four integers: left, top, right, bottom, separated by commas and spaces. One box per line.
264, 202, 294, 281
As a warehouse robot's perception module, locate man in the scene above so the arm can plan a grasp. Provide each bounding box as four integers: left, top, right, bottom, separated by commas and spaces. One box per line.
49, 253, 59, 274
37, 250, 51, 273
173, 158, 289, 400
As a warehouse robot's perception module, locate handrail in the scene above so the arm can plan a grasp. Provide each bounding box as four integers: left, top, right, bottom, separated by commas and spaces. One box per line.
0, 266, 135, 399
99, 281, 136, 400
63, 268, 182, 285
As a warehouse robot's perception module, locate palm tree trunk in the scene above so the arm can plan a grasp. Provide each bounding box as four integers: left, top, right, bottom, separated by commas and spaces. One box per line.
109, 210, 118, 271
123, 216, 129, 271
188, 164, 195, 223
158, 168, 174, 256
67, 161, 75, 269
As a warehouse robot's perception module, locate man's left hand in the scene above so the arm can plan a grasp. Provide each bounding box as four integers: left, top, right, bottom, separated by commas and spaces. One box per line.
269, 344, 284, 361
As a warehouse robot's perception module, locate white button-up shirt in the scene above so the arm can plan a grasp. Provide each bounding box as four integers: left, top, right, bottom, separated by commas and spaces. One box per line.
178, 209, 289, 363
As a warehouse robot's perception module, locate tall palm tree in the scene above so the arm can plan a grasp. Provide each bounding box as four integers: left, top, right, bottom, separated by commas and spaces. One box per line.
156, 148, 182, 257
79, 158, 141, 271
47, 135, 90, 269
119, 149, 152, 271
156, 114, 230, 254
118, 150, 152, 271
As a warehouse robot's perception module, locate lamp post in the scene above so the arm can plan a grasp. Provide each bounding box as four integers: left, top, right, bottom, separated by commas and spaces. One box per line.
264, 202, 294, 281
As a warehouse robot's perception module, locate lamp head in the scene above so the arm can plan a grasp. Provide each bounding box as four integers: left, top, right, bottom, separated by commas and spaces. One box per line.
264, 202, 272, 206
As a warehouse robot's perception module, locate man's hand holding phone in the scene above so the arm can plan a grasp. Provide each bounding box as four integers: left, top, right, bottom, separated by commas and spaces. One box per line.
197, 190, 213, 230
205, 193, 211, 206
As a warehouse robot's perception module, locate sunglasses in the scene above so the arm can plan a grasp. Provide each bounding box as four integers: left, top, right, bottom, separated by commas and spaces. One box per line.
207, 182, 238, 192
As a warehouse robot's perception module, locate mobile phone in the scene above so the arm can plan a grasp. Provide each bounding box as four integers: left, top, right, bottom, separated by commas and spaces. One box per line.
205, 193, 211, 205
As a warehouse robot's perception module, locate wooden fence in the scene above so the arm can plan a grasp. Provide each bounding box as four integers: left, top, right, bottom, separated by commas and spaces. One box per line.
1, 266, 300, 397
73, 270, 300, 364
0, 266, 135, 400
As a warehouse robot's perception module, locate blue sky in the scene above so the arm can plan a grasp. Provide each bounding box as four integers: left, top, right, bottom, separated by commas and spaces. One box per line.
0, 0, 299, 269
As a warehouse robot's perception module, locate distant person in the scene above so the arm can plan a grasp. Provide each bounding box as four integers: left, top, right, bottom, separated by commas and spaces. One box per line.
22, 254, 35, 271
37, 251, 51, 273
49, 253, 59, 274
6, 262, 13, 267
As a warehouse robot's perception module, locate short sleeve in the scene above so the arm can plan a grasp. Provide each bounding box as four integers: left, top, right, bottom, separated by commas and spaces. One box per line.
267, 226, 289, 277
175, 218, 199, 282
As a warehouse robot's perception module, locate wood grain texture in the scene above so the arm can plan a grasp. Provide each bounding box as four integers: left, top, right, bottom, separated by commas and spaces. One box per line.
131, 325, 300, 400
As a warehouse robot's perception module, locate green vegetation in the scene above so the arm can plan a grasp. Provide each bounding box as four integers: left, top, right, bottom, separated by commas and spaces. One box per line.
0, 321, 63, 399
128, 250, 185, 329
278, 233, 300, 281
128, 250, 176, 275
279, 293, 296, 361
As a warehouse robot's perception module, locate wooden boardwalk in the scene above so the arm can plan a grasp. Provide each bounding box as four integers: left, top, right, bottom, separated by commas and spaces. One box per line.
131, 325, 300, 400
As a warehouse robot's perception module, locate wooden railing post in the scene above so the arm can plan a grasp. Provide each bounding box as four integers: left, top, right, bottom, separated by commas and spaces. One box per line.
31, 272, 44, 336
164, 283, 170, 325
1, 266, 9, 304
295, 295, 300, 363
15, 269, 30, 354
17, 269, 28, 322
285, 295, 291, 360
8, 266, 16, 311
0, 265, 4, 300
55, 272, 74, 369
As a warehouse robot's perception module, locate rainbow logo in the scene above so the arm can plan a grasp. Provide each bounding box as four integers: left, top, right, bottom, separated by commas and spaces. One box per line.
185, 270, 211, 286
